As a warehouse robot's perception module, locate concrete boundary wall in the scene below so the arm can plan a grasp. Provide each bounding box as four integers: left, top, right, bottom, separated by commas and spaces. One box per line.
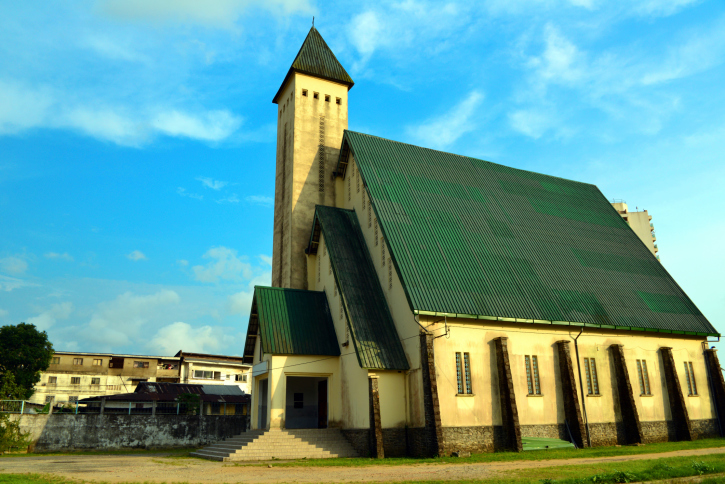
13, 413, 248, 452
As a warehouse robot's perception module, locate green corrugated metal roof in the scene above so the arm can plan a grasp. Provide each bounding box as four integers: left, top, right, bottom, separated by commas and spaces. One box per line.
253, 286, 340, 356
311, 206, 409, 370
273, 26, 354, 104
338, 131, 718, 336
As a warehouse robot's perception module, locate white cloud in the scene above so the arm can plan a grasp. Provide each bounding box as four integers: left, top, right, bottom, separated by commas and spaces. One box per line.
259, 254, 273, 266
152, 110, 242, 142
0, 275, 35, 292
26, 302, 74, 331
407, 91, 484, 149
509, 109, 557, 139
0, 256, 28, 275
99, 0, 313, 29
528, 24, 584, 84
0, 80, 242, 147
192, 246, 252, 283
148, 321, 222, 355
177, 259, 189, 266
228, 271, 271, 316
196, 177, 228, 190
0, 308, 8, 318
216, 194, 240, 204
631, 0, 699, 17
44, 252, 74, 261
87, 290, 180, 347
0, 80, 53, 134
127, 250, 147, 261
177, 187, 203, 200
245, 195, 273, 206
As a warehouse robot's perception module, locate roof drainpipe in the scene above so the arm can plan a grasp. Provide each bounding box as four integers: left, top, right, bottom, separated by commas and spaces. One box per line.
573, 328, 592, 448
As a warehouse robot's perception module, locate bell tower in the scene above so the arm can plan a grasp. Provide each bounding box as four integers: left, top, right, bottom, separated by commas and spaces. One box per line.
271, 27, 354, 289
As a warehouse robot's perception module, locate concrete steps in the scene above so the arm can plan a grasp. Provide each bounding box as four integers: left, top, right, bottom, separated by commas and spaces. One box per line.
190, 428, 359, 461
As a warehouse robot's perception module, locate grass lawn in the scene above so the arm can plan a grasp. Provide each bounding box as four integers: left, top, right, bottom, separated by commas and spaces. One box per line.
228, 437, 725, 467
2, 454, 725, 484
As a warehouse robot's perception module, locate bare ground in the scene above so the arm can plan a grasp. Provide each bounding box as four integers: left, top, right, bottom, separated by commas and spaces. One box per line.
1, 447, 724, 483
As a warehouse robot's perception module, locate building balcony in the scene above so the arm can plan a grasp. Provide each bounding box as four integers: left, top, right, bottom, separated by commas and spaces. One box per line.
654, 244, 658, 252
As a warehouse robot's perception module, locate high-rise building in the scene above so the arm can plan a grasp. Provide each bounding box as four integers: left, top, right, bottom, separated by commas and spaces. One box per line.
611, 201, 659, 260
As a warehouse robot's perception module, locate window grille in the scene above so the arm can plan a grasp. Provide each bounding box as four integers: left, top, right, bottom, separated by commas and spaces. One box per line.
374, 218, 378, 245
532, 355, 541, 394
455, 353, 464, 394
71, 377, 81, 385
339, 300, 343, 319
525, 355, 541, 395
464, 353, 472, 394
382, 243, 385, 266
329, 257, 332, 275
584, 358, 600, 395
684, 361, 698, 395
362, 190, 366, 210
368, 204, 371, 227
348, 176, 351, 202
636, 360, 652, 395
356, 168, 360, 193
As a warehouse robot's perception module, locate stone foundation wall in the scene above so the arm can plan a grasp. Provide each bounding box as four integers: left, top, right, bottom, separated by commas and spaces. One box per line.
382, 428, 407, 457
341, 429, 370, 457
691, 419, 720, 439
520, 424, 568, 440
405, 427, 431, 457
14, 413, 248, 453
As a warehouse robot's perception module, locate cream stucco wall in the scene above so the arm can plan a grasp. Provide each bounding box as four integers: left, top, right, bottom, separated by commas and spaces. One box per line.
422, 317, 714, 428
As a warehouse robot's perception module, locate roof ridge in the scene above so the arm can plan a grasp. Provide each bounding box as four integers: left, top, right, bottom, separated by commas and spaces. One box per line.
342, 130, 596, 188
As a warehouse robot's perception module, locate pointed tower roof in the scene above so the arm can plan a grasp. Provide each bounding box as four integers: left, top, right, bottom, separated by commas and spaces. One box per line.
273, 26, 354, 103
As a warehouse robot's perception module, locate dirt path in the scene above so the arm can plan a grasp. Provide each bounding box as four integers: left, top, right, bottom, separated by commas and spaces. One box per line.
1, 447, 724, 483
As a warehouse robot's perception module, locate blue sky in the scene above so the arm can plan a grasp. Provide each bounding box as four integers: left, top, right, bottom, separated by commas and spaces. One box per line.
1, 0, 724, 356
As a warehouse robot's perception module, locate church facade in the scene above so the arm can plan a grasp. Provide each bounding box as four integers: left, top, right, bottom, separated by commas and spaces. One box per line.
242, 27, 725, 457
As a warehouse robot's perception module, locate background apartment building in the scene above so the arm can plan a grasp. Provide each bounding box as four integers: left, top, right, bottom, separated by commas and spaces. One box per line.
611, 201, 659, 260
176, 351, 251, 394
30, 352, 180, 405
31, 351, 252, 405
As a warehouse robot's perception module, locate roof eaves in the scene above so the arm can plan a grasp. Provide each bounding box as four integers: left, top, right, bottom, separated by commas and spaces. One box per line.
412, 310, 721, 338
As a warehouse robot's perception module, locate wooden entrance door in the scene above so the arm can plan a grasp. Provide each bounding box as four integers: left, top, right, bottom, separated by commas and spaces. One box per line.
317, 379, 328, 429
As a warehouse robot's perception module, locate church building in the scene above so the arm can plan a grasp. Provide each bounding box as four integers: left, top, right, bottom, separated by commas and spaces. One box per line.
242, 27, 725, 457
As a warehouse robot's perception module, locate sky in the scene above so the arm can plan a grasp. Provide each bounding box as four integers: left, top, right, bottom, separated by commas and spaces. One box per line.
1, 0, 724, 357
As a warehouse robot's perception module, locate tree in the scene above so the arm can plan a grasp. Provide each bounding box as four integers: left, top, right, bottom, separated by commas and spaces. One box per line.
0, 323, 54, 400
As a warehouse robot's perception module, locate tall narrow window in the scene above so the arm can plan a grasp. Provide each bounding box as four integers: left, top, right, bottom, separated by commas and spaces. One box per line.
317, 255, 321, 282
455, 352, 472, 394
584, 358, 600, 395
684, 361, 698, 395
532, 355, 541, 394
339, 299, 343, 319
374, 218, 378, 245
356, 169, 360, 193
329, 257, 332, 275
368, 203, 372, 228
636, 360, 652, 395
362, 190, 366, 210
525, 355, 541, 395
382, 243, 386, 266
348, 176, 351, 201
463, 353, 472, 394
